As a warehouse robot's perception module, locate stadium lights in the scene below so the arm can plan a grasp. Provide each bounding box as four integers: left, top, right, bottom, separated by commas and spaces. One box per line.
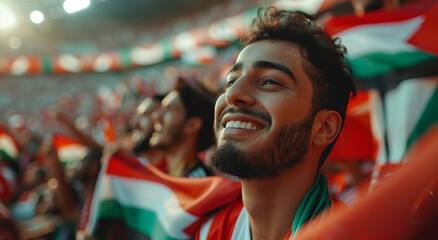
63, 0, 90, 14
0, 5, 15, 29
30, 10, 45, 24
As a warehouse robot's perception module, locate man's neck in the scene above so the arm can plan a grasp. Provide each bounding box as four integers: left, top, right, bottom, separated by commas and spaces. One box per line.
165, 139, 198, 175
241, 160, 317, 240
139, 148, 165, 165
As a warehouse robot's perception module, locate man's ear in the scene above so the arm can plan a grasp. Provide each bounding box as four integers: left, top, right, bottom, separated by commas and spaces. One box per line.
184, 117, 203, 134
313, 110, 342, 147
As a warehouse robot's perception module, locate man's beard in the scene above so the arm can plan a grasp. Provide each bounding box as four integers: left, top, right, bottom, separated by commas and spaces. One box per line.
211, 114, 313, 180
151, 123, 185, 150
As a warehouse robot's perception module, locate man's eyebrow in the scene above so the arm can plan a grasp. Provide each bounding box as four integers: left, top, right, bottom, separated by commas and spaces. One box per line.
227, 63, 242, 75
253, 61, 297, 83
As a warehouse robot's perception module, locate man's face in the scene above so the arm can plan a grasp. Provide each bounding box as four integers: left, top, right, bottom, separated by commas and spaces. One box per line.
212, 40, 315, 179
150, 91, 186, 149
132, 98, 161, 153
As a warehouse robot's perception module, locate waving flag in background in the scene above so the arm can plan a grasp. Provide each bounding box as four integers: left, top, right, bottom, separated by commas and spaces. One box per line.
325, 0, 438, 81
52, 134, 88, 167
0, 128, 19, 204
0, 128, 19, 162
84, 153, 241, 239
328, 90, 385, 162
325, 0, 438, 176
321, 0, 438, 202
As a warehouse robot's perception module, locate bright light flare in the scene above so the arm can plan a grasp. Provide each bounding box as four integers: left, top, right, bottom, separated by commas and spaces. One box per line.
63, 0, 90, 14
30, 10, 44, 24
0, 6, 15, 29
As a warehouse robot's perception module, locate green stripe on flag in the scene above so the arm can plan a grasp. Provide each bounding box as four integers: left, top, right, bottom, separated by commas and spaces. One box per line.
99, 199, 181, 240
406, 86, 438, 150
99, 200, 124, 219
350, 51, 436, 79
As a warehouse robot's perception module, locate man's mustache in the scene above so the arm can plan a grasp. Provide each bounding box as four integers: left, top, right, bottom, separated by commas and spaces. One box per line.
217, 107, 272, 129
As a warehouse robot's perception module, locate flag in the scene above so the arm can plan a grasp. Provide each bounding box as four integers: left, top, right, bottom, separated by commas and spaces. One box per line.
0, 128, 19, 204
328, 90, 385, 162
324, 0, 438, 80
294, 124, 438, 240
52, 134, 88, 166
86, 153, 241, 239
325, 0, 438, 186
383, 76, 438, 164
0, 128, 19, 162
407, 1, 438, 56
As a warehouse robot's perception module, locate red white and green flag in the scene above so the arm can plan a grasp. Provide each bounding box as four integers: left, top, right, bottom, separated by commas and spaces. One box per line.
324, 0, 438, 80
325, 0, 438, 166
84, 153, 241, 239
0, 128, 19, 161
0, 128, 19, 204
328, 90, 385, 162
52, 134, 88, 166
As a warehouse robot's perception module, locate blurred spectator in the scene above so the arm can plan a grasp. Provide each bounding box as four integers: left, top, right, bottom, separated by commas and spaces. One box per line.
150, 78, 216, 177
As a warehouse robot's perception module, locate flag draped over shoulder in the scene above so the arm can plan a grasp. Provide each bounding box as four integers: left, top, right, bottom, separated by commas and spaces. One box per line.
324, 0, 438, 80
322, 0, 438, 201
87, 153, 241, 239
383, 76, 438, 163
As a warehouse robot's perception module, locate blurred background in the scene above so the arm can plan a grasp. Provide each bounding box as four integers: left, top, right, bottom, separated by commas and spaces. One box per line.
0, 0, 437, 238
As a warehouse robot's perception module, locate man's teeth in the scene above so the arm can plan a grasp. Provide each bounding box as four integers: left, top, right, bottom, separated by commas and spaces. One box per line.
225, 120, 258, 130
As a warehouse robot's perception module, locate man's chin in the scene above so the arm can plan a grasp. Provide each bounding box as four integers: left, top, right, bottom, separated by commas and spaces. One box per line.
211, 142, 277, 179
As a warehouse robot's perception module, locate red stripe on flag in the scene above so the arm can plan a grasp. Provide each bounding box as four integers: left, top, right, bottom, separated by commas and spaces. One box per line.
408, 2, 438, 56
106, 153, 241, 216
295, 124, 438, 239
328, 91, 379, 161
52, 134, 85, 149
325, 10, 423, 36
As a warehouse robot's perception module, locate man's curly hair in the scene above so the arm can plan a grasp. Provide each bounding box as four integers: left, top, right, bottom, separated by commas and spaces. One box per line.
243, 7, 356, 166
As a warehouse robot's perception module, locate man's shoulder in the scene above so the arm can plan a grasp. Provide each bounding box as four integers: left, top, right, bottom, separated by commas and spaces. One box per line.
196, 199, 244, 240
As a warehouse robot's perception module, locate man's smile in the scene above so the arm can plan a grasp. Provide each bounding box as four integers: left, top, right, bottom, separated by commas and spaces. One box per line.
217, 112, 269, 140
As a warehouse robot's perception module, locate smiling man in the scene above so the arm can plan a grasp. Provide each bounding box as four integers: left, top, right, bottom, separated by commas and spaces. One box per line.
196, 7, 356, 240
150, 79, 215, 177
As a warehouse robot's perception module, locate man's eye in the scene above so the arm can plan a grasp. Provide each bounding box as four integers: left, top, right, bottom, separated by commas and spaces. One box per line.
225, 79, 236, 90
262, 79, 279, 86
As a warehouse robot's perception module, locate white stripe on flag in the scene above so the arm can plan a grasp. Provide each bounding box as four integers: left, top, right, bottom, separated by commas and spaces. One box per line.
199, 215, 214, 240
336, 16, 424, 59
231, 206, 251, 240
384, 77, 438, 163
109, 176, 198, 239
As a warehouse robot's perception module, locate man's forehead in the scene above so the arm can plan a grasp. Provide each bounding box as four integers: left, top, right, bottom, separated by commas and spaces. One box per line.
232, 40, 302, 71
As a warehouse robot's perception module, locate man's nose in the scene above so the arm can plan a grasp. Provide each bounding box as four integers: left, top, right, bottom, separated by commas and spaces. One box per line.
151, 108, 163, 122
225, 77, 255, 107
